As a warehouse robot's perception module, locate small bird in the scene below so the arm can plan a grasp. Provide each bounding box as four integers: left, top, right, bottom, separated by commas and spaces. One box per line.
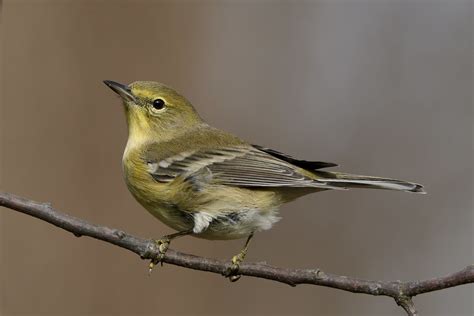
104, 80, 425, 280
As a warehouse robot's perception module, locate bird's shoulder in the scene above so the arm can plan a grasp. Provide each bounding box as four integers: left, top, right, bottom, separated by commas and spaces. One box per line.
144, 124, 248, 162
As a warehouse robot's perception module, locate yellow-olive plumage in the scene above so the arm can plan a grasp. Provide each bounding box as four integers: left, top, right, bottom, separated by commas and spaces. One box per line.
104, 80, 424, 260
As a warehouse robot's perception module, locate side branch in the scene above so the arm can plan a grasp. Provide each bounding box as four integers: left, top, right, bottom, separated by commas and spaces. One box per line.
1, 192, 472, 316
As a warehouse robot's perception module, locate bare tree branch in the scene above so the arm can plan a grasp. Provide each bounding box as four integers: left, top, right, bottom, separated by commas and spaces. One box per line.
1, 191, 472, 315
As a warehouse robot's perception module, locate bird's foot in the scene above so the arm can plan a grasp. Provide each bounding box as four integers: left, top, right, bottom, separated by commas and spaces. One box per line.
224, 251, 247, 282
148, 237, 171, 274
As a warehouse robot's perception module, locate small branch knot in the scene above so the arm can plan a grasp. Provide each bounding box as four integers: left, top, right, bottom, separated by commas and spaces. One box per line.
313, 269, 324, 278
113, 230, 126, 239
140, 240, 158, 260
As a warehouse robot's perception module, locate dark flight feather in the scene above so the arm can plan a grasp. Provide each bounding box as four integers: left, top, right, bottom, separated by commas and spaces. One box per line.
252, 145, 338, 170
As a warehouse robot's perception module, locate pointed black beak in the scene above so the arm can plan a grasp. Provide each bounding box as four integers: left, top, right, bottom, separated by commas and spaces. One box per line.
103, 80, 136, 102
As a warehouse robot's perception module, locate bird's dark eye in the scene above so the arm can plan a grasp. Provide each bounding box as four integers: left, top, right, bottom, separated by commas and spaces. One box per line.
152, 98, 165, 110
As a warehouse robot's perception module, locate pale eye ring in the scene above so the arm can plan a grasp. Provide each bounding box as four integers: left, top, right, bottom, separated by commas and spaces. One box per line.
152, 98, 165, 111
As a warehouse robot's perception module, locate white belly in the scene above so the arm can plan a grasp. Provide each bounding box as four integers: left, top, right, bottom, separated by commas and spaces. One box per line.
195, 208, 282, 240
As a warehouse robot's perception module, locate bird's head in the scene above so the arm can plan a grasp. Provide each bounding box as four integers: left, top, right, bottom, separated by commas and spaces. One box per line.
104, 80, 203, 142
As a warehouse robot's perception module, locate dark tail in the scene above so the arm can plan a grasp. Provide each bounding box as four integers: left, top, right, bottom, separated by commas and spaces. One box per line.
314, 171, 426, 194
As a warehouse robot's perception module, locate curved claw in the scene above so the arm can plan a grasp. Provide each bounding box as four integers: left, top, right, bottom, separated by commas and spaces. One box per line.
229, 274, 241, 282
224, 253, 246, 282
223, 233, 253, 282
157, 238, 170, 257
148, 237, 171, 274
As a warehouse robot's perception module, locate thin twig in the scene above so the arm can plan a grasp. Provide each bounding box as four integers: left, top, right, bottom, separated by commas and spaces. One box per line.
395, 296, 418, 316
0, 191, 472, 315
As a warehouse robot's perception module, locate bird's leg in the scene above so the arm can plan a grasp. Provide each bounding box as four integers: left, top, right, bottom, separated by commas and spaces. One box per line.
225, 233, 254, 282
149, 229, 193, 273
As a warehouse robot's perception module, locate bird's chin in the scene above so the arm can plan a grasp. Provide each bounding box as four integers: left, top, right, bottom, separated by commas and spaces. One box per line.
123, 101, 142, 111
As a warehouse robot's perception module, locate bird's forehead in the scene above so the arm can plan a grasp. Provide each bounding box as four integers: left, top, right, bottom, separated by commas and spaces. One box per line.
129, 81, 178, 100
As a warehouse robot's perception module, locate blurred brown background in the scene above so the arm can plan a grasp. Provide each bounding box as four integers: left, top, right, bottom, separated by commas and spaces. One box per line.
1, 0, 472, 315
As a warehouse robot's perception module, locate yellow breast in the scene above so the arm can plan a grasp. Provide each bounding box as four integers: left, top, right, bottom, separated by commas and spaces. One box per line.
122, 142, 319, 240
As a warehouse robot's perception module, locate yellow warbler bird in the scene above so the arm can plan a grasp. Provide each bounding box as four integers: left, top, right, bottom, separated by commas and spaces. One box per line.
104, 80, 425, 280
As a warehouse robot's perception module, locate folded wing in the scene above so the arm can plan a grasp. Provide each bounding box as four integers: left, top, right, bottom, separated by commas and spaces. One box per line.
146, 145, 341, 190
